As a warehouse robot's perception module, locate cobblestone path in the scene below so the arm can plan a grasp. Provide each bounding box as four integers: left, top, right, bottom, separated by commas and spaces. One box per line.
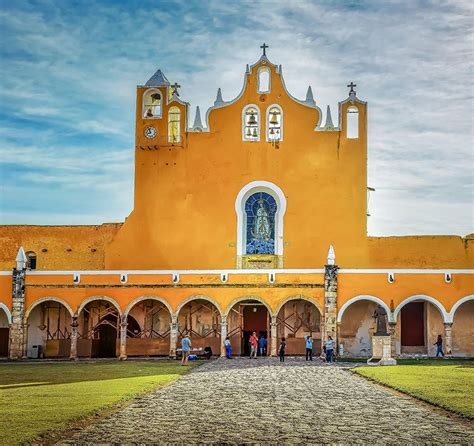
62, 358, 473, 445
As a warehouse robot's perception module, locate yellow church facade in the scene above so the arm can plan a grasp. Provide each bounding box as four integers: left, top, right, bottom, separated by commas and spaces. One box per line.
0, 48, 473, 360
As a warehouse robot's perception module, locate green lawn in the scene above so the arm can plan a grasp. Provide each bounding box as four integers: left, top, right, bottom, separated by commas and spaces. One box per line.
0, 360, 199, 445
354, 359, 474, 419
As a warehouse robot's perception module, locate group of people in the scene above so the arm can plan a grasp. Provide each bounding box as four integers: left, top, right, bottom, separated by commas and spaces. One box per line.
181, 331, 336, 365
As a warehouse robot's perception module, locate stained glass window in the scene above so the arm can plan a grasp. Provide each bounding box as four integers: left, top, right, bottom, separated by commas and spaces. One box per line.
245, 192, 277, 254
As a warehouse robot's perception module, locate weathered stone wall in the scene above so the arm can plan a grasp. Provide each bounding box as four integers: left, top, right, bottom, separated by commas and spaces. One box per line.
0, 224, 121, 271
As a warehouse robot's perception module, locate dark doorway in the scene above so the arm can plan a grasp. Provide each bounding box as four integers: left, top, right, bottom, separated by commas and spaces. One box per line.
0, 328, 9, 357
242, 304, 268, 356
94, 324, 117, 358
401, 302, 425, 346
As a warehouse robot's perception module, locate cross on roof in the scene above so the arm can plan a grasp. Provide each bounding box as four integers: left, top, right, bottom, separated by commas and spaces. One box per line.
347, 82, 357, 93
171, 82, 181, 96
260, 43, 269, 57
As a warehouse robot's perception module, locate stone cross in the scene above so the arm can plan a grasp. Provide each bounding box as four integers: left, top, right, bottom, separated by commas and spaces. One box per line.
171, 82, 181, 96
260, 43, 269, 57
347, 82, 357, 93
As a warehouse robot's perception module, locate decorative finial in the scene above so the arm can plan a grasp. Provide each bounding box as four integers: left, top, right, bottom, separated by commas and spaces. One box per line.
305, 86, 315, 105
171, 82, 181, 96
193, 106, 204, 130
260, 43, 269, 57
245, 64, 250, 74
214, 88, 224, 106
324, 105, 335, 128
327, 245, 336, 265
347, 81, 357, 99
16, 246, 27, 271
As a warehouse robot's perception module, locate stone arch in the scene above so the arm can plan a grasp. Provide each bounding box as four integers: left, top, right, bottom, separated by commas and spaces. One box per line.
176, 294, 223, 318
447, 295, 474, 323
393, 295, 448, 323
337, 295, 392, 323
274, 294, 322, 316
224, 295, 274, 318
76, 296, 122, 317
124, 295, 173, 318
25, 297, 74, 320
235, 180, 287, 257
0, 303, 12, 324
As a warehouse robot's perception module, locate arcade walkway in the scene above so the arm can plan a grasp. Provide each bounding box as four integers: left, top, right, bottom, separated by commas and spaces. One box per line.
61, 358, 473, 444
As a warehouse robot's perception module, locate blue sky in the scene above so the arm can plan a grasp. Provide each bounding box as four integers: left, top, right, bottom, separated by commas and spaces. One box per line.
0, 0, 472, 236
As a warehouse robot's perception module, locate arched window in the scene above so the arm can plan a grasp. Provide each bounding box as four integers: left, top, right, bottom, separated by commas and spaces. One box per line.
168, 106, 180, 143
267, 105, 283, 141
346, 106, 359, 139
257, 67, 271, 93
143, 89, 162, 118
26, 251, 37, 270
245, 192, 277, 254
242, 105, 260, 141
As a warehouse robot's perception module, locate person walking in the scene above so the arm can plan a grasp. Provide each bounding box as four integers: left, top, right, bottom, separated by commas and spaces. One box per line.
249, 331, 258, 358
279, 337, 286, 362
305, 335, 313, 361
181, 333, 192, 366
325, 336, 334, 363
434, 334, 444, 357
258, 335, 267, 356
224, 336, 232, 359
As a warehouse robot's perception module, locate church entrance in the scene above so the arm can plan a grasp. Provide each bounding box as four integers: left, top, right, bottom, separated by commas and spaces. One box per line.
227, 300, 270, 356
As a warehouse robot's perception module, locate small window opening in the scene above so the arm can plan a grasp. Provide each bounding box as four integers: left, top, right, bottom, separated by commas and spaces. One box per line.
258, 67, 270, 93
26, 251, 37, 270
168, 106, 181, 143
243, 106, 260, 141
267, 106, 282, 141
143, 89, 162, 118
346, 106, 359, 139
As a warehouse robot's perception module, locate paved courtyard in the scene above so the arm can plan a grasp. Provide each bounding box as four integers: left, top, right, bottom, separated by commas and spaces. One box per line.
61, 358, 473, 445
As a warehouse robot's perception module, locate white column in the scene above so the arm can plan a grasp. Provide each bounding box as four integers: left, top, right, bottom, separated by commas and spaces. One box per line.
169, 316, 178, 358
444, 322, 453, 356
220, 316, 227, 357
270, 316, 277, 356
119, 314, 127, 360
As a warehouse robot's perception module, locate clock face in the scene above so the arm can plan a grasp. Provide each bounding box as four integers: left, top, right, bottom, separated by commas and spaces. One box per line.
144, 126, 157, 139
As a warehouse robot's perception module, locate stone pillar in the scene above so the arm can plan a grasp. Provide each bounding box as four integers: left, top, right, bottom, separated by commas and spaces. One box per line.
388, 322, 398, 357
69, 316, 78, 360
220, 316, 227, 357
119, 314, 128, 360
323, 264, 338, 346
270, 316, 278, 356
336, 322, 341, 357
169, 315, 178, 358
9, 268, 26, 360
444, 322, 453, 356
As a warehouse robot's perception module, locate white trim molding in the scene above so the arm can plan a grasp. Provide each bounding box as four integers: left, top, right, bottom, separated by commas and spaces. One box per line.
337, 295, 393, 323
242, 104, 261, 142
235, 180, 287, 257
123, 295, 173, 318
24, 297, 75, 320
0, 303, 12, 324
257, 66, 271, 93
265, 104, 283, 142
393, 295, 449, 323
447, 295, 474, 323
76, 296, 122, 317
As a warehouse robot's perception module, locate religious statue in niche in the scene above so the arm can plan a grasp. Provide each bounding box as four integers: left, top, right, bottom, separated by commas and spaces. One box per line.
373, 305, 389, 336
245, 192, 276, 255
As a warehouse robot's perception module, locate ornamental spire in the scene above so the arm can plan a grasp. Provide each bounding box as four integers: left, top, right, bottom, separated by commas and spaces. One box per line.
214, 88, 224, 106
16, 246, 27, 271
192, 106, 204, 130
305, 86, 315, 106
324, 105, 335, 129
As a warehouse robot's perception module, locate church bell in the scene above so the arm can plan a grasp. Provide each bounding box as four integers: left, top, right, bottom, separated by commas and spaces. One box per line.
252, 128, 258, 137
269, 110, 279, 125
247, 112, 257, 126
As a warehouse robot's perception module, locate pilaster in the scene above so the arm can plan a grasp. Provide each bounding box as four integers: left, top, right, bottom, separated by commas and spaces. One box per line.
444, 322, 453, 356
270, 316, 277, 356
119, 314, 128, 360
9, 268, 26, 360
169, 316, 178, 358
323, 264, 338, 346
220, 316, 227, 357
69, 316, 78, 360
388, 322, 398, 357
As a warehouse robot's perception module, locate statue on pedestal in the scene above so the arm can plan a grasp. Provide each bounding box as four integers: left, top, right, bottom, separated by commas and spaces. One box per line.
373, 305, 389, 336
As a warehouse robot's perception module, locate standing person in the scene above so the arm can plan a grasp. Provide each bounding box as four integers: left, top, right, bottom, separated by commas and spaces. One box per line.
279, 337, 286, 362
249, 331, 258, 358
181, 333, 192, 366
305, 335, 313, 361
259, 335, 267, 356
224, 336, 232, 359
325, 336, 334, 363
434, 334, 444, 357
